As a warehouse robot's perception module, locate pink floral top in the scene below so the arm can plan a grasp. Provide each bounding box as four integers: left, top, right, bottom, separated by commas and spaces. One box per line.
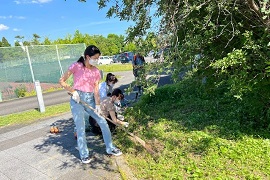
68, 62, 101, 92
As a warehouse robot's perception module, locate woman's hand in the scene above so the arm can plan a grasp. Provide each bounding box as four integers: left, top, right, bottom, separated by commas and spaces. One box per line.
72, 91, 80, 103
95, 105, 101, 114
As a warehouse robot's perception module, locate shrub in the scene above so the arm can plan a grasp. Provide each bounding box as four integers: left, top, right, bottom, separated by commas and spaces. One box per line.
14, 84, 27, 98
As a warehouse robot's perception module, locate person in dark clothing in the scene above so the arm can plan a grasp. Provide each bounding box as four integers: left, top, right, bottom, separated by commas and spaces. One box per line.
132, 53, 145, 95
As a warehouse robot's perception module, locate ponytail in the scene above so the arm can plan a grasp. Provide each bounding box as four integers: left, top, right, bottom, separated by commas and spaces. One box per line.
77, 45, 101, 67
77, 56, 85, 67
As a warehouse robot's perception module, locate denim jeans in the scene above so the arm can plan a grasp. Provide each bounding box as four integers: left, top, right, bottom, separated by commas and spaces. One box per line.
70, 90, 115, 159
73, 113, 90, 133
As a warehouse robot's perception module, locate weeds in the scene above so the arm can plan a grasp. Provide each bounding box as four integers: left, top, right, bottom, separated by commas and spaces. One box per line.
14, 84, 27, 97
114, 75, 270, 179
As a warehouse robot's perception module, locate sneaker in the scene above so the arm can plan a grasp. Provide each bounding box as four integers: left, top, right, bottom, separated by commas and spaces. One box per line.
107, 148, 122, 156
81, 157, 91, 164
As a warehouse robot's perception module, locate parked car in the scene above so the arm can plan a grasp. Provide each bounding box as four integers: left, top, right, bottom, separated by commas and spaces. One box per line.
121, 52, 134, 62
154, 46, 171, 59
119, 55, 130, 64
98, 56, 113, 65
112, 54, 121, 63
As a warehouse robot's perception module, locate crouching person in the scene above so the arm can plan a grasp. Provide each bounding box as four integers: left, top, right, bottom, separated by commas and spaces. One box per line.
90, 88, 129, 134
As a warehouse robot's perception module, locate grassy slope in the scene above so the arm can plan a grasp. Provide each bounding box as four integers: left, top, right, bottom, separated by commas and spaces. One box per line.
114, 75, 270, 179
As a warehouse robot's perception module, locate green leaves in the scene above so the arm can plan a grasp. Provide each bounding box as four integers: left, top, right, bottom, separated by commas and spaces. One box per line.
265, 61, 270, 73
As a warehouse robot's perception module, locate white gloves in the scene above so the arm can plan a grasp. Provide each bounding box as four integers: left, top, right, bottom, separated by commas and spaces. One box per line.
72, 91, 80, 103
95, 105, 101, 114
123, 122, 129, 128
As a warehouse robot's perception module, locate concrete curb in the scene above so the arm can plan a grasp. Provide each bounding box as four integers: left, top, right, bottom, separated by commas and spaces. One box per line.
114, 156, 138, 180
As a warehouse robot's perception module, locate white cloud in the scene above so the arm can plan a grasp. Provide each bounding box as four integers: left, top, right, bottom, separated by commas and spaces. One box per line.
79, 21, 113, 27
36, 0, 52, 3
0, 24, 9, 31
0, 16, 25, 19
13, 28, 21, 31
14, 0, 52, 4
15, 16, 26, 19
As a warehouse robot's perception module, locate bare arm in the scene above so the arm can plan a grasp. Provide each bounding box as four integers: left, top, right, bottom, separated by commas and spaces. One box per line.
94, 81, 100, 105
109, 110, 126, 126
59, 70, 74, 93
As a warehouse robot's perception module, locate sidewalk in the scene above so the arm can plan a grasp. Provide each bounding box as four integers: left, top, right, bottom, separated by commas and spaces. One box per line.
0, 112, 137, 180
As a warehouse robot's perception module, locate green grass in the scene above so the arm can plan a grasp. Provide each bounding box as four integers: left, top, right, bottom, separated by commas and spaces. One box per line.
98, 63, 132, 72
0, 103, 70, 127
112, 75, 270, 179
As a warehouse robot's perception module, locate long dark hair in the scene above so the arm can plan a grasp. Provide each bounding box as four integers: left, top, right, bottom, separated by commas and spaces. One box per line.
77, 45, 101, 66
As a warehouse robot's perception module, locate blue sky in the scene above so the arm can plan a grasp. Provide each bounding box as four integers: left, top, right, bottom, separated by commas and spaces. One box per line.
0, 0, 134, 46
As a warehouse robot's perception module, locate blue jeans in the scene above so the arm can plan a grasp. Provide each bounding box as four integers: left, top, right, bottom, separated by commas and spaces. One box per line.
73, 113, 90, 133
70, 90, 115, 159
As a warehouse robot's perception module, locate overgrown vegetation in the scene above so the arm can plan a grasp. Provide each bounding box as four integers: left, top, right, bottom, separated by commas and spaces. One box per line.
97, 0, 270, 128
114, 73, 270, 179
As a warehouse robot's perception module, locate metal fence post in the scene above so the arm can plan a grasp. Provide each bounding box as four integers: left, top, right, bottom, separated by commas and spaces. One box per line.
26, 46, 35, 82
35, 80, 45, 113
26, 46, 45, 113
56, 45, 63, 76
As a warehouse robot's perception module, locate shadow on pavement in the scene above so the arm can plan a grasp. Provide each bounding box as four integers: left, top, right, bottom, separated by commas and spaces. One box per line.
33, 117, 117, 173
23, 71, 173, 172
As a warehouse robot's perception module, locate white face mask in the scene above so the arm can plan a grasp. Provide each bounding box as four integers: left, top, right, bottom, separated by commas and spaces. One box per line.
114, 99, 121, 105
89, 59, 98, 66
108, 83, 114, 88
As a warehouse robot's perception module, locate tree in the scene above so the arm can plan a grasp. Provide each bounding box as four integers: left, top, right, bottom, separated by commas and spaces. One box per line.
73, 30, 85, 43
32, 33, 41, 45
1, 37, 11, 47
107, 34, 125, 54
43, 37, 52, 45
87, 0, 270, 127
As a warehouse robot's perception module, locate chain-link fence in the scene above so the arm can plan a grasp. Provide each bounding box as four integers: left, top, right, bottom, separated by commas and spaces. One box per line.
0, 43, 86, 101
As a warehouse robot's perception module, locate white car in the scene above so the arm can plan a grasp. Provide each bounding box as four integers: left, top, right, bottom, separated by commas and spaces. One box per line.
98, 56, 113, 65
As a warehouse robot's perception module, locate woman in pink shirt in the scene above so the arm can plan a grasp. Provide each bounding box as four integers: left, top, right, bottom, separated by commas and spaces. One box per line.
59, 45, 122, 164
